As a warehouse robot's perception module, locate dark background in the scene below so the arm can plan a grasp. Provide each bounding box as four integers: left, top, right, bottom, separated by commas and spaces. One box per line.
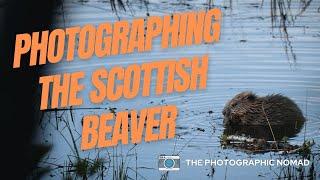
0, 0, 56, 178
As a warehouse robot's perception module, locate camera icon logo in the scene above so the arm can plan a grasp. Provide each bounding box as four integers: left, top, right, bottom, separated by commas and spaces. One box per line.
158, 155, 180, 171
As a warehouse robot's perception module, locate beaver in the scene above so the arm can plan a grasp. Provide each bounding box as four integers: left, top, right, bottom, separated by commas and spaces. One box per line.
222, 92, 305, 126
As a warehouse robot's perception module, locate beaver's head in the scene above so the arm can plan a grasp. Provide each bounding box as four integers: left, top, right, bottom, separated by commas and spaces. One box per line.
223, 92, 257, 125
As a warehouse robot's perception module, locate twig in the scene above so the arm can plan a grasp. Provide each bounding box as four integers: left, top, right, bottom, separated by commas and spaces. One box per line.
304, 89, 308, 142
262, 102, 278, 150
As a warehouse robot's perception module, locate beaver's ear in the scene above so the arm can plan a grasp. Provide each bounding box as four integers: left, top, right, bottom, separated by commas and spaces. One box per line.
247, 93, 256, 101
243, 92, 256, 101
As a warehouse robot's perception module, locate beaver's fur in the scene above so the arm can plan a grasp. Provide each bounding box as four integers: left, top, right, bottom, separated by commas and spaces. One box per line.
223, 92, 305, 126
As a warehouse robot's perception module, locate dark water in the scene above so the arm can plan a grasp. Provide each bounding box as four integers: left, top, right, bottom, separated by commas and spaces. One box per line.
39, 0, 320, 179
